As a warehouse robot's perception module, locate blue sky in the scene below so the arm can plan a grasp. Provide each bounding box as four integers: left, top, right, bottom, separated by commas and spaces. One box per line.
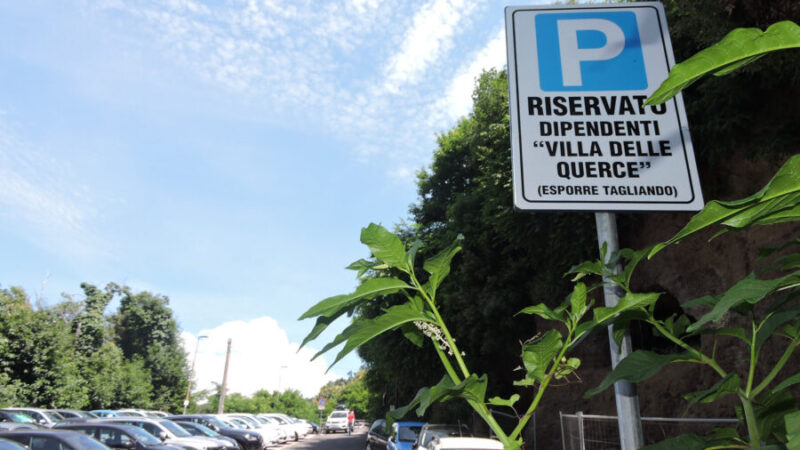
0, 0, 544, 397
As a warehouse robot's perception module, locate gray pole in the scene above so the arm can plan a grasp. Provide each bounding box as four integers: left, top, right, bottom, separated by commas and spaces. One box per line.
218, 338, 232, 414
594, 212, 644, 449
183, 335, 207, 414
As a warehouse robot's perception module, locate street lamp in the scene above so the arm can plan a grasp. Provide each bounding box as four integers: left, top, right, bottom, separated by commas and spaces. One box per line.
183, 334, 208, 414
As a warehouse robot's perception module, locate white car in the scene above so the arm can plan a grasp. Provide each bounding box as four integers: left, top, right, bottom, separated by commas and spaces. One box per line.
324, 410, 349, 434
221, 414, 279, 445
427, 437, 504, 450
256, 415, 290, 443
260, 413, 306, 441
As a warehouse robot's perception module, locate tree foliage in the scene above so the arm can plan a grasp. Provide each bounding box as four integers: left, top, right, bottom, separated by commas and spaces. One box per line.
0, 283, 187, 411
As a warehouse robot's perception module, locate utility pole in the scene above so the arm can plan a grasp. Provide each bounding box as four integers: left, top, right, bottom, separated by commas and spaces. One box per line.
218, 338, 232, 414
183, 335, 207, 414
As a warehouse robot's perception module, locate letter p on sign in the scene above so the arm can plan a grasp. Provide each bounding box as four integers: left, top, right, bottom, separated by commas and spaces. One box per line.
536, 12, 647, 91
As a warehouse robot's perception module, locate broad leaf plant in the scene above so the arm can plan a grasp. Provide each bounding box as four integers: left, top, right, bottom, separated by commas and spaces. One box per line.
300, 21, 800, 450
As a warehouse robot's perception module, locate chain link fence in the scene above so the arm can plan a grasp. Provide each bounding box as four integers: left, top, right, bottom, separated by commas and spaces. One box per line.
560, 412, 739, 450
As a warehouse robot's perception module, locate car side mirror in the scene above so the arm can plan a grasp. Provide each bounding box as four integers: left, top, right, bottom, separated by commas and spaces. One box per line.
122, 441, 136, 449
158, 431, 168, 441
210, 425, 219, 432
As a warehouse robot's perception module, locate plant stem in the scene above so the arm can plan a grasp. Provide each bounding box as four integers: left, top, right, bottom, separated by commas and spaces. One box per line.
740, 395, 761, 447
752, 337, 800, 396
508, 327, 575, 442
745, 321, 758, 396
410, 271, 470, 378
650, 320, 728, 378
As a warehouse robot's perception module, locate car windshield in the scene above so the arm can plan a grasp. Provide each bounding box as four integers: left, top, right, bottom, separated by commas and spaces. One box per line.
9, 414, 35, 424
229, 418, 249, 428
160, 421, 191, 437
329, 412, 347, 419
62, 433, 112, 450
233, 416, 258, 427
190, 423, 218, 437
124, 426, 162, 445
203, 418, 228, 429
398, 425, 423, 442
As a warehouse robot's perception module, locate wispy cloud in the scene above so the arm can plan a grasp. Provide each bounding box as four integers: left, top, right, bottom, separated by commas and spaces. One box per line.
0, 115, 101, 258
429, 27, 506, 126
382, 0, 479, 94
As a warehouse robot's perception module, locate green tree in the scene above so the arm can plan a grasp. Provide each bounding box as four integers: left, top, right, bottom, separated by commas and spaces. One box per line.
112, 287, 188, 410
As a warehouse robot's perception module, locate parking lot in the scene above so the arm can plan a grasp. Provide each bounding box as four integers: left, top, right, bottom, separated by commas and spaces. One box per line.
283, 428, 366, 450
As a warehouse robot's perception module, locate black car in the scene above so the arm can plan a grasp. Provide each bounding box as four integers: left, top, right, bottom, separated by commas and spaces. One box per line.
165, 415, 260, 450
0, 429, 110, 450
365, 419, 388, 450
55, 422, 181, 450
173, 422, 238, 450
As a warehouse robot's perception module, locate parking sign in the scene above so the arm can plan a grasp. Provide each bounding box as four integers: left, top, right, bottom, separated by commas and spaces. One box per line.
506, 3, 704, 211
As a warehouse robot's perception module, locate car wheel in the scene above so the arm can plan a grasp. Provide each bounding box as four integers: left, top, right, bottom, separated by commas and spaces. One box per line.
294, 432, 299, 441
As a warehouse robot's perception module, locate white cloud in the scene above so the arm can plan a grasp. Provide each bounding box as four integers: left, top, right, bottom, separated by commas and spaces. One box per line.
182, 316, 343, 399
429, 27, 506, 126
382, 0, 479, 94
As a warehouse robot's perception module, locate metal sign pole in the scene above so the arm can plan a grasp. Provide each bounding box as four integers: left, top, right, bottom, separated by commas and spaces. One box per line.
595, 212, 644, 449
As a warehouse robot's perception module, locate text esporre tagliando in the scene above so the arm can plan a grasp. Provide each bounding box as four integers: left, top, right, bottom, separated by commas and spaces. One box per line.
528, 95, 679, 199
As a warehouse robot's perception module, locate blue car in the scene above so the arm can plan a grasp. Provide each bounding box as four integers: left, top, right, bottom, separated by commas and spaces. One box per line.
387, 421, 425, 450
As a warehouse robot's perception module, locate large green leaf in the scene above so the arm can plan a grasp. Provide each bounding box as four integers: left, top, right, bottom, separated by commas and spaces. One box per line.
784, 410, 800, 449
771, 373, 800, 394
299, 313, 342, 350
387, 374, 488, 422
646, 21, 800, 105
488, 394, 520, 408
586, 351, 694, 398
323, 302, 431, 369
361, 223, 409, 271
687, 272, 800, 332
756, 308, 800, 352
517, 304, 562, 322
684, 373, 740, 404
593, 293, 661, 324
298, 277, 413, 320
755, 390, 796, 443
650, 155, 800, 258
423, 235, 463, 295
521, 330, 563, 382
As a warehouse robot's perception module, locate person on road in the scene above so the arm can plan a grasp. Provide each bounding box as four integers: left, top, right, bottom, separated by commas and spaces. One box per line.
347, 410, 355, 435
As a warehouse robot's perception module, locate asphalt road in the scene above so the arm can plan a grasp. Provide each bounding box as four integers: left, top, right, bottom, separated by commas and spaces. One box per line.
281, 429, 367, 450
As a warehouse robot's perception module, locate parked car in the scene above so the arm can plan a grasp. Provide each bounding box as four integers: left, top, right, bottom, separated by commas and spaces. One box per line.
0, 412, 37, 425
324, 410, 349, 434
259, 413, 305, 441
426, 437, 503, 450
413, 424, 471, 450
56, 422, 181, 450
253, 415, 289, 443
166, 415, 263, 450
117, 410, 149, 418
0, 423, 40, 431
173, 422, 238, 450
365, 419, 388, 450
100, 418, 220, 450
0, 437, 26, 450
0, 429, 110, 450
222, 414, 279, 444
0, 409, 62, 427
55, 410, 97, 421
387, 422, 425, 450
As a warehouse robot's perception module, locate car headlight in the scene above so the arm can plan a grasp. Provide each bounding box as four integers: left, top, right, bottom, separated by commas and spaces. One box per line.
244, 434, 256, 441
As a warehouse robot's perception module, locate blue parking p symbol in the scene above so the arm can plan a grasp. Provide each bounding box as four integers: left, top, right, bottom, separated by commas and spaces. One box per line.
536, 11, 647, 91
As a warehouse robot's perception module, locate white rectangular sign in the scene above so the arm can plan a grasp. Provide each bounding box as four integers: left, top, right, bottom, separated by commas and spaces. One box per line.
506, 2, 704, 211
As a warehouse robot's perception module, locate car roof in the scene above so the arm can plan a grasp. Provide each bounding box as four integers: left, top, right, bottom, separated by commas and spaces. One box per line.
395, 421, 426, 426
434, 437, 504, 449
